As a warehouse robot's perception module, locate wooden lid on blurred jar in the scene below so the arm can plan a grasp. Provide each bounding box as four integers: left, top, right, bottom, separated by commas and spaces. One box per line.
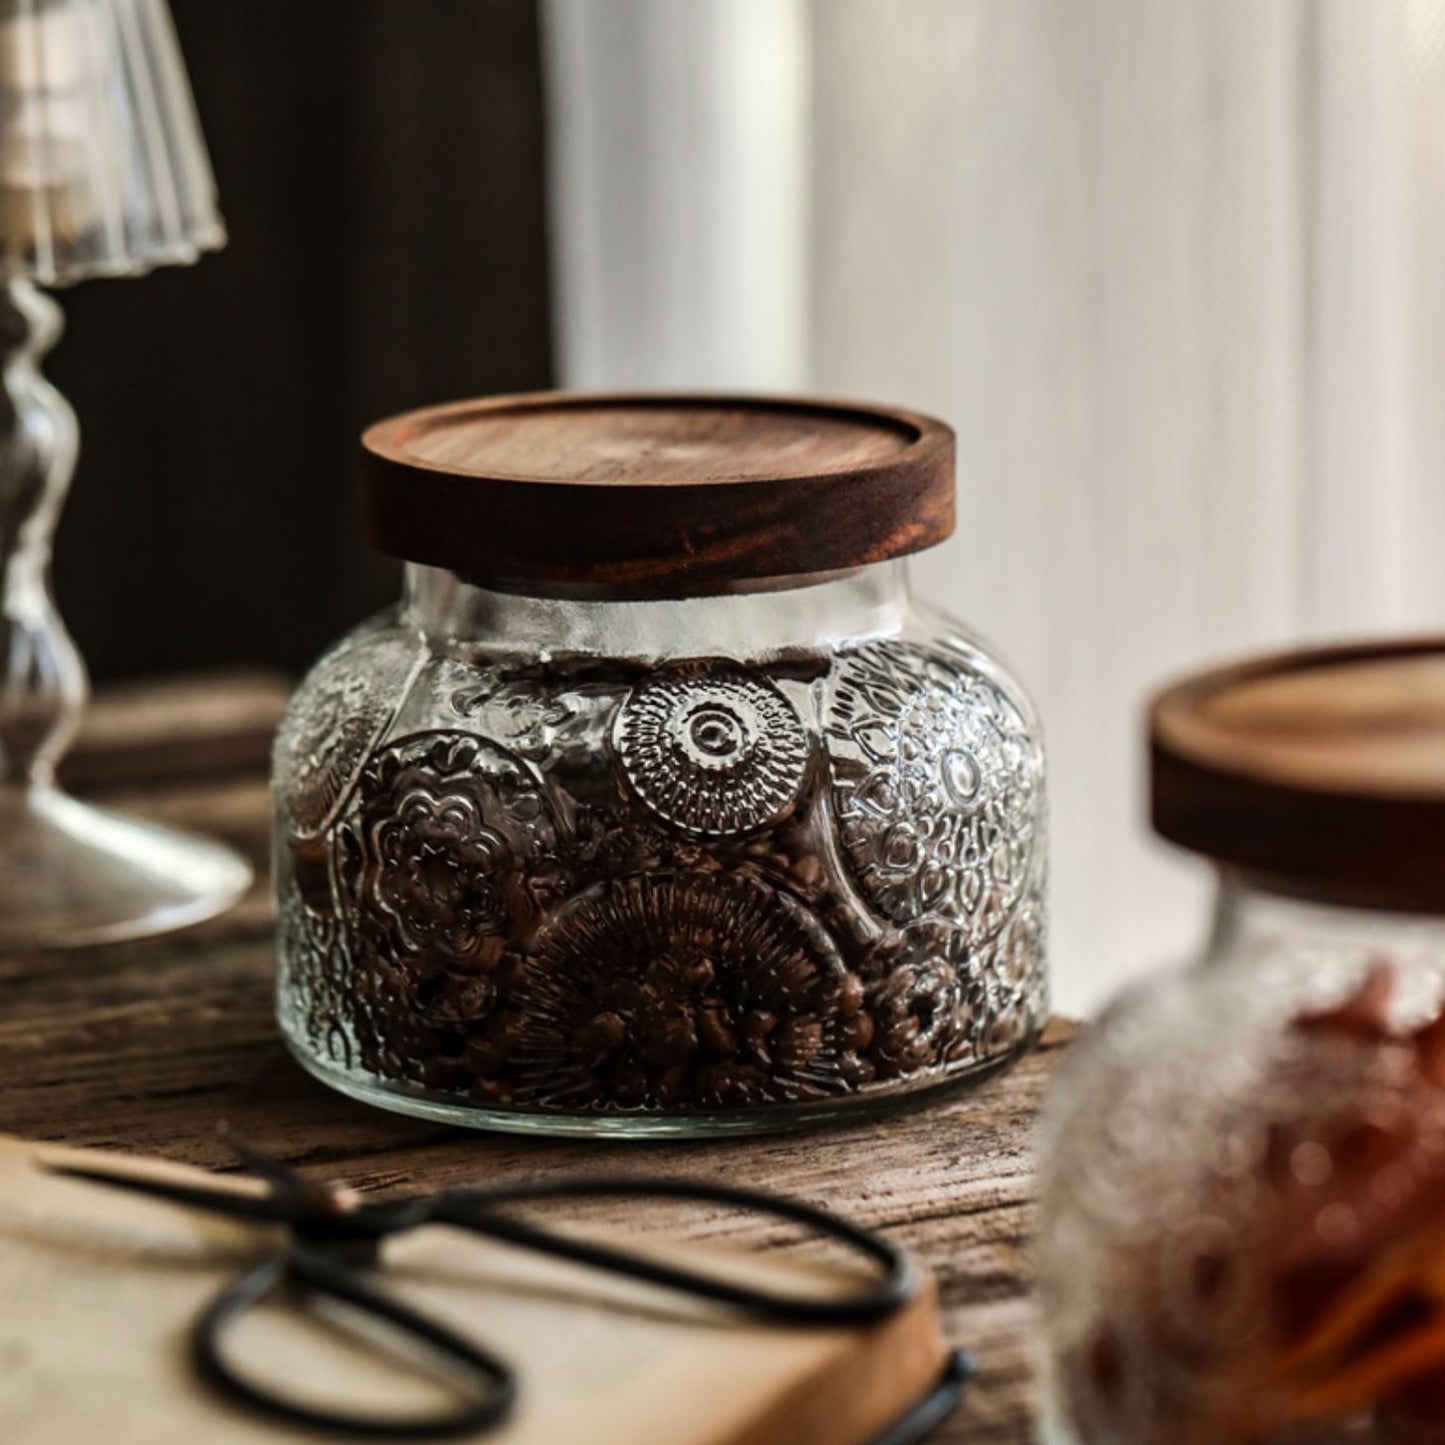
1152, 638, 1445, 912
360, 392, 955, 598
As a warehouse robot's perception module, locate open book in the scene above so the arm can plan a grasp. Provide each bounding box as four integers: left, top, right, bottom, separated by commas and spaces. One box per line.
0, 1136, 957, 1444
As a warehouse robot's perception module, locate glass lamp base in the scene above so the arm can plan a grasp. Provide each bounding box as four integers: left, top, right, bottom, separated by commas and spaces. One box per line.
0, 785, 253, 949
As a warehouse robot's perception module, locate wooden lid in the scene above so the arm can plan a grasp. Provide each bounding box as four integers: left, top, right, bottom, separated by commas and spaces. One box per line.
1151, 637, 1445, 911
360, 392, 955, 597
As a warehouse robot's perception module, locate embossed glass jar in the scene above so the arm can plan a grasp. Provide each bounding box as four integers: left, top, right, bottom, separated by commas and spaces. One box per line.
274, 394, 1049, 1136
1036, 640, 1445, 1443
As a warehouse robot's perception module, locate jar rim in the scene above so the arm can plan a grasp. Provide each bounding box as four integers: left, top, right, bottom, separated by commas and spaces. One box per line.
359, 390, 955, 599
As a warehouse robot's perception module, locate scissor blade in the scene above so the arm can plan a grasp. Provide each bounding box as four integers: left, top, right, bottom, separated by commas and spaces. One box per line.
219, 1132, 309, 1200
43, 1161, 291, 1225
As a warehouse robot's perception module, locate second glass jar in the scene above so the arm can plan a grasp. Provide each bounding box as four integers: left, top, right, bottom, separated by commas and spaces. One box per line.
1036, 639, 1445, 1442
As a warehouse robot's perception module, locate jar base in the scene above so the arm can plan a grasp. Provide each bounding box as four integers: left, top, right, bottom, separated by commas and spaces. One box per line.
282, 1028, 1045, 1139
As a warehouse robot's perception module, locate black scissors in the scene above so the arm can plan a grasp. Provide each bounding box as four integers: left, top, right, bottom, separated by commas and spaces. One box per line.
47, 1139, 970, 1440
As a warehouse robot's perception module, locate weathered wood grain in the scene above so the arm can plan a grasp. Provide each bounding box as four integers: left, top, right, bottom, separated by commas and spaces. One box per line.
361, 393, 956, 597
0, 675, 1066, 1444
1152, 637, 1445, 913
58, 669, 291, 792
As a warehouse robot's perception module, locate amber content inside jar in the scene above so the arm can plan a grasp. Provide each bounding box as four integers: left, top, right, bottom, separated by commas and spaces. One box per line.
273, 394, 1048, 1136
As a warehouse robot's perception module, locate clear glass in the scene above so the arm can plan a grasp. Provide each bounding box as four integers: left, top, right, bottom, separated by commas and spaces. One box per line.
1036, 875, 1445, 1443
274, 561, 1049, 1137
0, 0, 225, 285
0, 2, 239, 947
0, 280, 249, 948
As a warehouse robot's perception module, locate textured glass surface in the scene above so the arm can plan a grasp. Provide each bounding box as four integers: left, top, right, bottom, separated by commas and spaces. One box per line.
1035, 886, 1445, 1443
274, 563, 1049, 1136
0, 0, 234, 946
0, 0, 223, 284
0, 0, 241, 946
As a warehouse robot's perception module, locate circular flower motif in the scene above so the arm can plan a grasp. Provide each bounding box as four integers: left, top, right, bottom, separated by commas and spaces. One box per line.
613, 667, 809, 838
825, 639, 1042, 945
335, 732, 558, 970
866, 956, 963, 1079
509, 872, 857, 1110
274, 626, 422, 840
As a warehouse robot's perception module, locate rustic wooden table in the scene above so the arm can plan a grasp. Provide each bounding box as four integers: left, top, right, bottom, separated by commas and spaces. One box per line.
0, 673, 1065, 1444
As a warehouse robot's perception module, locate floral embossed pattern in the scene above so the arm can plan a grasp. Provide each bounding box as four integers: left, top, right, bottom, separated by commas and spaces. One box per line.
276, 886, 353, 1067
273, 624, 422, 839
613, 667, 809, 837
336, 732, 560, 970
510, 872, 858, 1110
276, 631, 1048, 1131
825, 639, 1041, 946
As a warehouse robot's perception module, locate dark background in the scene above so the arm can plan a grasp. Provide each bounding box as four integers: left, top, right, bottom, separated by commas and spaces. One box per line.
47, 0, 553, 681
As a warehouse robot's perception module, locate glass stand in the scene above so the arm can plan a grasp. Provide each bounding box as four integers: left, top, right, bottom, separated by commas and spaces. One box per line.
0, 275, 251, 949
0, 785, 251, 947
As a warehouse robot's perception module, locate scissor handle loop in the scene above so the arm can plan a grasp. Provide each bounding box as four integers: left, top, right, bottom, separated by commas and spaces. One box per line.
191, 1248, 516, 1439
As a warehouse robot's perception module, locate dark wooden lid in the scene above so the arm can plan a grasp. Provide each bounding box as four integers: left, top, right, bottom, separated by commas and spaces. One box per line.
360, 392, 955, 596
1151, 637, 1445, 911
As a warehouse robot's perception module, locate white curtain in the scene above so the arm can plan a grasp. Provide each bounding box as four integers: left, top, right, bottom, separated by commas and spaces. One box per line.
541, 0, 1445, 1014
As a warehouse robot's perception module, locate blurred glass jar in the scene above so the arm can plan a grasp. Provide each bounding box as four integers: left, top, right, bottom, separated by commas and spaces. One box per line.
1037, 640, 1445, 1444
273, 394, 1049, 1137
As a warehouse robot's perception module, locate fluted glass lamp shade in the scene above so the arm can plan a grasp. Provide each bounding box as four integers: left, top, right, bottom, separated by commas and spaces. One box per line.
0, 0, 223, 284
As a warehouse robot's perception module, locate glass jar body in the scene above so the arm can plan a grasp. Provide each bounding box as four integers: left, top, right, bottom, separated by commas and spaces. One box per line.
273, 562, 1049, 1137
1035, 880, 1445, 1443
